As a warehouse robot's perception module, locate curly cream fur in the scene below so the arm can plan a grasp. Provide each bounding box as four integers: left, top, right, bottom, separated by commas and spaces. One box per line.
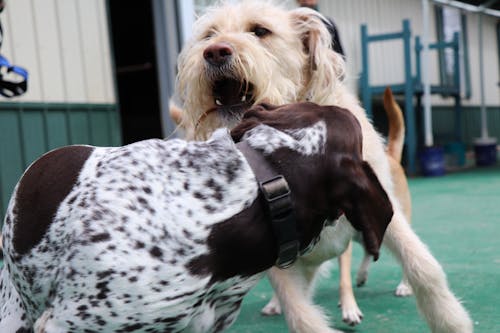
175, 2, 473, 332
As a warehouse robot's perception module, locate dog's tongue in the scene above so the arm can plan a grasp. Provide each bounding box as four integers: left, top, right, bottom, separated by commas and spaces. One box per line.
213, 79, 248, 106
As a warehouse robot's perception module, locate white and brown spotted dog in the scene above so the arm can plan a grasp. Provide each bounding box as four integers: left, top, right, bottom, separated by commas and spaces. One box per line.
174, 1, 473, 332
0, 103, 393, 333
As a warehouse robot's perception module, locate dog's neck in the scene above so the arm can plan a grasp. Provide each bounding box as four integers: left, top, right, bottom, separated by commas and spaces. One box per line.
238, 121, 336, 247
186, 124, 338, 282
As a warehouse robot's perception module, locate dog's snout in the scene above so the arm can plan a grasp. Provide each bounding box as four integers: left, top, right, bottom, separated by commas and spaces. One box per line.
203, 42, 233, 66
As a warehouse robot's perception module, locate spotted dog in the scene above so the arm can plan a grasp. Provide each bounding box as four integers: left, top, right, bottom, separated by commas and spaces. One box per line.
0, 103, 393, 333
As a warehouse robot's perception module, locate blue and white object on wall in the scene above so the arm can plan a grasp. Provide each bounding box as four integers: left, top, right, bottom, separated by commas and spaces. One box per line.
0, 54, 28, 98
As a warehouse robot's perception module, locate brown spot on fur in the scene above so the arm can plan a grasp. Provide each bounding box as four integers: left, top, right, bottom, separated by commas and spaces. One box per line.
12, 146, 94, 255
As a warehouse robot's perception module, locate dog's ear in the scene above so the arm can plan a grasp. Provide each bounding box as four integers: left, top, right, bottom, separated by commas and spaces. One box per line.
289, 8, 346, 102
333, 158, 393, 261
230, 103, 323, 142
230, 104, 272, 142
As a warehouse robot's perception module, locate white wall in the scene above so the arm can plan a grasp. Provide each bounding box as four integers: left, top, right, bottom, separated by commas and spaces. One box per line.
1, 0, 115, 103
321, 0, 500, 106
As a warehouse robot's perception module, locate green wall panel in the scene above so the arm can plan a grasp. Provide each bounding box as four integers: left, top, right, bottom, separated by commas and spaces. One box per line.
68, 111, 91, 145
21, 110, 49, 168
433, 106, 500, 146
0, 103, 121, 221
47, 111, 71, 149
0, 111, 25, 216
90, 111, 112, 146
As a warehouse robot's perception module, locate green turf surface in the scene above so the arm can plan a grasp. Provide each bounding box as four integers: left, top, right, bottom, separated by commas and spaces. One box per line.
1, 168, 499, 332
228, 167, 500, 332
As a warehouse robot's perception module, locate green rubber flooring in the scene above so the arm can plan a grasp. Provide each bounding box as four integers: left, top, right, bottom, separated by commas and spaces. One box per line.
228, 167, 500, 333
1, 167, 499, 332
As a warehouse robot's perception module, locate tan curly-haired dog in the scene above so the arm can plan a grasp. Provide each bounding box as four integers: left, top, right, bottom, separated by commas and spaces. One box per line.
175, 2, 473, 333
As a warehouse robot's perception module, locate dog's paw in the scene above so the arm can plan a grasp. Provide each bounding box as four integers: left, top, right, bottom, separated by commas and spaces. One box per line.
355, 269, 368, 287
261, 297, 282, 316
394, 280, 413, 297
338, 301, 363, 326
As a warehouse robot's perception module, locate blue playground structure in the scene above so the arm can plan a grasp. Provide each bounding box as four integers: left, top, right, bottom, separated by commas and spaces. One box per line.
360, 19, 462, 174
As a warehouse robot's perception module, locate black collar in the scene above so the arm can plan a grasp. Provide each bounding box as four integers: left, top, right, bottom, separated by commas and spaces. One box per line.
236, 141, 299, 269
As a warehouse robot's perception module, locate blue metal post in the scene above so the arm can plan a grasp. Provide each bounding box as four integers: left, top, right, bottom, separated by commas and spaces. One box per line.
403, 19, 416, 174
452, 32, 462, 142
415, 36, 422, 86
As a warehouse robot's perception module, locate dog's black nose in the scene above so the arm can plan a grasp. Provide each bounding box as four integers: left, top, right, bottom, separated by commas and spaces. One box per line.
203, 42, 233, 66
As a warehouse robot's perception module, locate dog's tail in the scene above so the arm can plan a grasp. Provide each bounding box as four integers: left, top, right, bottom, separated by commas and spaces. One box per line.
384, 87, 405, 163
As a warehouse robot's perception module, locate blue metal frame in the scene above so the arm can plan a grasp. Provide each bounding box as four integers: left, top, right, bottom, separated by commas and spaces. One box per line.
360, 19, 464, 174
360, 20, 417, 174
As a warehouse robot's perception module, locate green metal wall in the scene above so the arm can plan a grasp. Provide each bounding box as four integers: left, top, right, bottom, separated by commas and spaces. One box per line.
432, 106, 500, 145
0, 102, 122, 218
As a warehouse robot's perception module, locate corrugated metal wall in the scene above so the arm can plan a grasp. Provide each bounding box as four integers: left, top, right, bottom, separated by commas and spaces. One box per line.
320, 0, 499, 107
1, 0, 115, 103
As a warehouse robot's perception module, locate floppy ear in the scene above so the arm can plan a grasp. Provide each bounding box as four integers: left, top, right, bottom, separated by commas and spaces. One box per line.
231, 104, 272, 142
289, 8, 346, 102
333, 158, 393, 261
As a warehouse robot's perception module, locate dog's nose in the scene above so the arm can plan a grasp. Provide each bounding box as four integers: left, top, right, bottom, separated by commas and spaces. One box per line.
203, 43, 233, 66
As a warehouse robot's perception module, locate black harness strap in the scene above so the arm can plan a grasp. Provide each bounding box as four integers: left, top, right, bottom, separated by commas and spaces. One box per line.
236, 141, 299, 269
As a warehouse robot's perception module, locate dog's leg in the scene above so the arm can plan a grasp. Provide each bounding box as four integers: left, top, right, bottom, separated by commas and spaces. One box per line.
395, 274, 413, 297
262, 260, 321, 317
355, 251, 371, 287
0, 268, 33, 332
261, 261, 320, 316
337, 241, 363, 326
267, 264, 344, 333
261, 292, 282, 316
384, 209, 473, 333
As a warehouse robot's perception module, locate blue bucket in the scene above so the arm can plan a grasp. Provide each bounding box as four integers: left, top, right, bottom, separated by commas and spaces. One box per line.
474, 138, 497, 167
419, 146, 445, 176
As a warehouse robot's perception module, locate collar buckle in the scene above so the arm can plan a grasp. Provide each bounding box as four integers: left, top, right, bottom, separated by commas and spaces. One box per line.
260, 176, 299, 269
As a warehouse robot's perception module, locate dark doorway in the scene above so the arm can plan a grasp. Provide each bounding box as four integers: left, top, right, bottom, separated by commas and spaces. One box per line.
107, 0, 163, 144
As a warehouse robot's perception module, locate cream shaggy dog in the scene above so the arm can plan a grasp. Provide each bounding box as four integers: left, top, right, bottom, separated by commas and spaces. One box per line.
175, 2, 473, 332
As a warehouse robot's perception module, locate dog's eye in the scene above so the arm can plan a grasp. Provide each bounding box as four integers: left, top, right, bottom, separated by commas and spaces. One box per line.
202, 28, 217, 40
252, 26, 271, 38
203, 32, 214, 40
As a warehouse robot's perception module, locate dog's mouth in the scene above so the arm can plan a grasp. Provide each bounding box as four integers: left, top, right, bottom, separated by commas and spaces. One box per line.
212, 78, 254, 111
196, 78, 255, 129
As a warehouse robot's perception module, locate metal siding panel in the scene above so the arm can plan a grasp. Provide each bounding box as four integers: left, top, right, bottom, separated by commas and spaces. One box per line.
479, 15, 499, 106
76, 0, 108, 103
0, 111, 24, 214
46, 110, 70, 149
4, 0, 44, 101
110, 109, 123, 146
20, 110, 48, 167
31, 0, 65, 102
90, 111, 111, 146
68, 110, 90, 144
96, 0, 115, 103
1, 0, 115, 103
54, 0, 87, 103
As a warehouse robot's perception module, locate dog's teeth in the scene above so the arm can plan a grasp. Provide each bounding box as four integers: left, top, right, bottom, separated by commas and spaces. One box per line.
241, 95, 246, 102
215, 99, 223, 106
